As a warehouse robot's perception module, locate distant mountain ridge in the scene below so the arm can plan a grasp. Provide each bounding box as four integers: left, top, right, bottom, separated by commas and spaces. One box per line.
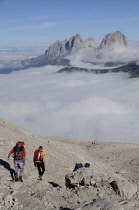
20, 33, 97, 69
21, 31, 128, 68
58, 62, 139, 78
0, 31, 132, 74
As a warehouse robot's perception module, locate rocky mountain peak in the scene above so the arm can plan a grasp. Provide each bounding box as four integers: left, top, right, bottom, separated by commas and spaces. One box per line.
99, 31, 128, 49
0, 31, 130, 73
45, 34, 84, 58
85, 37, 97, 48
68, 34, 83, 51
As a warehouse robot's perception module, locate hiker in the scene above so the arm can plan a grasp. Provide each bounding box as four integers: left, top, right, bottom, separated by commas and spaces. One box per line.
84, 163, 90, 168
33, 146, 45, 180
7, 141, 26, 182
73, 162, 90, 172
73, 163, 83, 172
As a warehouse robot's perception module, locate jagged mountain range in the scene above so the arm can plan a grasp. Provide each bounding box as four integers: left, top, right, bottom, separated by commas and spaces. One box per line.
18, 31, 129, 68
0, 31, 139, 77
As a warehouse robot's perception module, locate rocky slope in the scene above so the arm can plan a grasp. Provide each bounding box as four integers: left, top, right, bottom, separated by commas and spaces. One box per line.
0, 117, 139, 209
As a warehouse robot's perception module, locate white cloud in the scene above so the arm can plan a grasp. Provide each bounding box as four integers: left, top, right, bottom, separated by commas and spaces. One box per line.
35, 15, 59, 20
0, 46, 47, 69
1, 20, 70, 31
0, 65, 139, 143
85, 16, 139, 25
67, 45, 139, 69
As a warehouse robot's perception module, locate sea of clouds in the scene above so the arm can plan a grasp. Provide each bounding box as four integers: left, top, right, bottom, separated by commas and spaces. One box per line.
0, 41, 139, 143
0, 65, 139, 143
67, 44, 139, 69
0, 46, 47, 69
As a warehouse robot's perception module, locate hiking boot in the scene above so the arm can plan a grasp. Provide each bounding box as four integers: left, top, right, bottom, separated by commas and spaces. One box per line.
38, 175, 42, 180
14, 173, 18, 182
19, 176, 23, 182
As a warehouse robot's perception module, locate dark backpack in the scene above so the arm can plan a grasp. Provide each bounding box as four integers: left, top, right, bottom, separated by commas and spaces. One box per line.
13, 141, 25, 160
73, 163, 83, 172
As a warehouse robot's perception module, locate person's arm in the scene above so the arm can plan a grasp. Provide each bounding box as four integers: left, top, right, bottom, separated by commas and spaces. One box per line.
33, 151, 37, 166
7, 148, 14, 161
7, 152, 12, 161
42, 157, 45, 167
33, 156, 36, 166
23, 156, 26, 165
23, 148, 26, 165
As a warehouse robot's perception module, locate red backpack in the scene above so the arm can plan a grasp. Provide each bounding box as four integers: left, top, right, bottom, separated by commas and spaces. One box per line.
13, 141, 25, 160
16, 141, 25, 147
34, 150, 43, 162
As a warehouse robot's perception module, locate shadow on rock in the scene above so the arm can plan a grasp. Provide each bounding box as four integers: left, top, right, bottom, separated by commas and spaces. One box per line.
0, 159, 15, 180
49, 181, 62, 188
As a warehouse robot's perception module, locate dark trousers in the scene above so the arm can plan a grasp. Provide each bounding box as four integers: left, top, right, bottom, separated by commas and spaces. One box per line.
36, 162, 45, 177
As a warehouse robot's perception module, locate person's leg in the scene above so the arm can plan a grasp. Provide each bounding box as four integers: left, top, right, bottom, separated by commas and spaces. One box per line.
18, 161, 24, 177
36, 162, 42, 176
18, 160, 24, 182
14, 160, 19, 174
14, 161, 19, 181
41, 163, 45, 177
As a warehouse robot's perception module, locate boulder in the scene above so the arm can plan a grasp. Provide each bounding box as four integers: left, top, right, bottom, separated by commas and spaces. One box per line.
65, 168, 94, 188
110, 178, 138, 199
65, 167, 138, 200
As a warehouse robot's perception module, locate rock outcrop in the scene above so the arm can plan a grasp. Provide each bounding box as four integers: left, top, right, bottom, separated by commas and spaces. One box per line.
65, 167, 138, 199
65, 167, 93, 188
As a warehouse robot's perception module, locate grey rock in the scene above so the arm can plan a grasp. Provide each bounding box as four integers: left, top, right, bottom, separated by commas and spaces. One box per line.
70, 198, 137, 210
45, 34, 84, 58
115, 179, 137, 199
65, 168, 94, 188
19, 34, 97, 70
100, 31, 128, 49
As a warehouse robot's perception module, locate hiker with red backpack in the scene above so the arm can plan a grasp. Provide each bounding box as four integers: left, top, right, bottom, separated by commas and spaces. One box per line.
33, 146, 45, 180
7, 141, 26, 182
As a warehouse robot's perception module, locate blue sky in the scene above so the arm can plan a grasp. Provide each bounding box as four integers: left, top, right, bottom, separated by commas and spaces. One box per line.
0, 0, 139, 48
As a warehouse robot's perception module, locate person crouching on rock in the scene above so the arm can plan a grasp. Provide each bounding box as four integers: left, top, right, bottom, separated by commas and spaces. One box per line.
7, 141, 26, 182
33, 146, 45, 180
